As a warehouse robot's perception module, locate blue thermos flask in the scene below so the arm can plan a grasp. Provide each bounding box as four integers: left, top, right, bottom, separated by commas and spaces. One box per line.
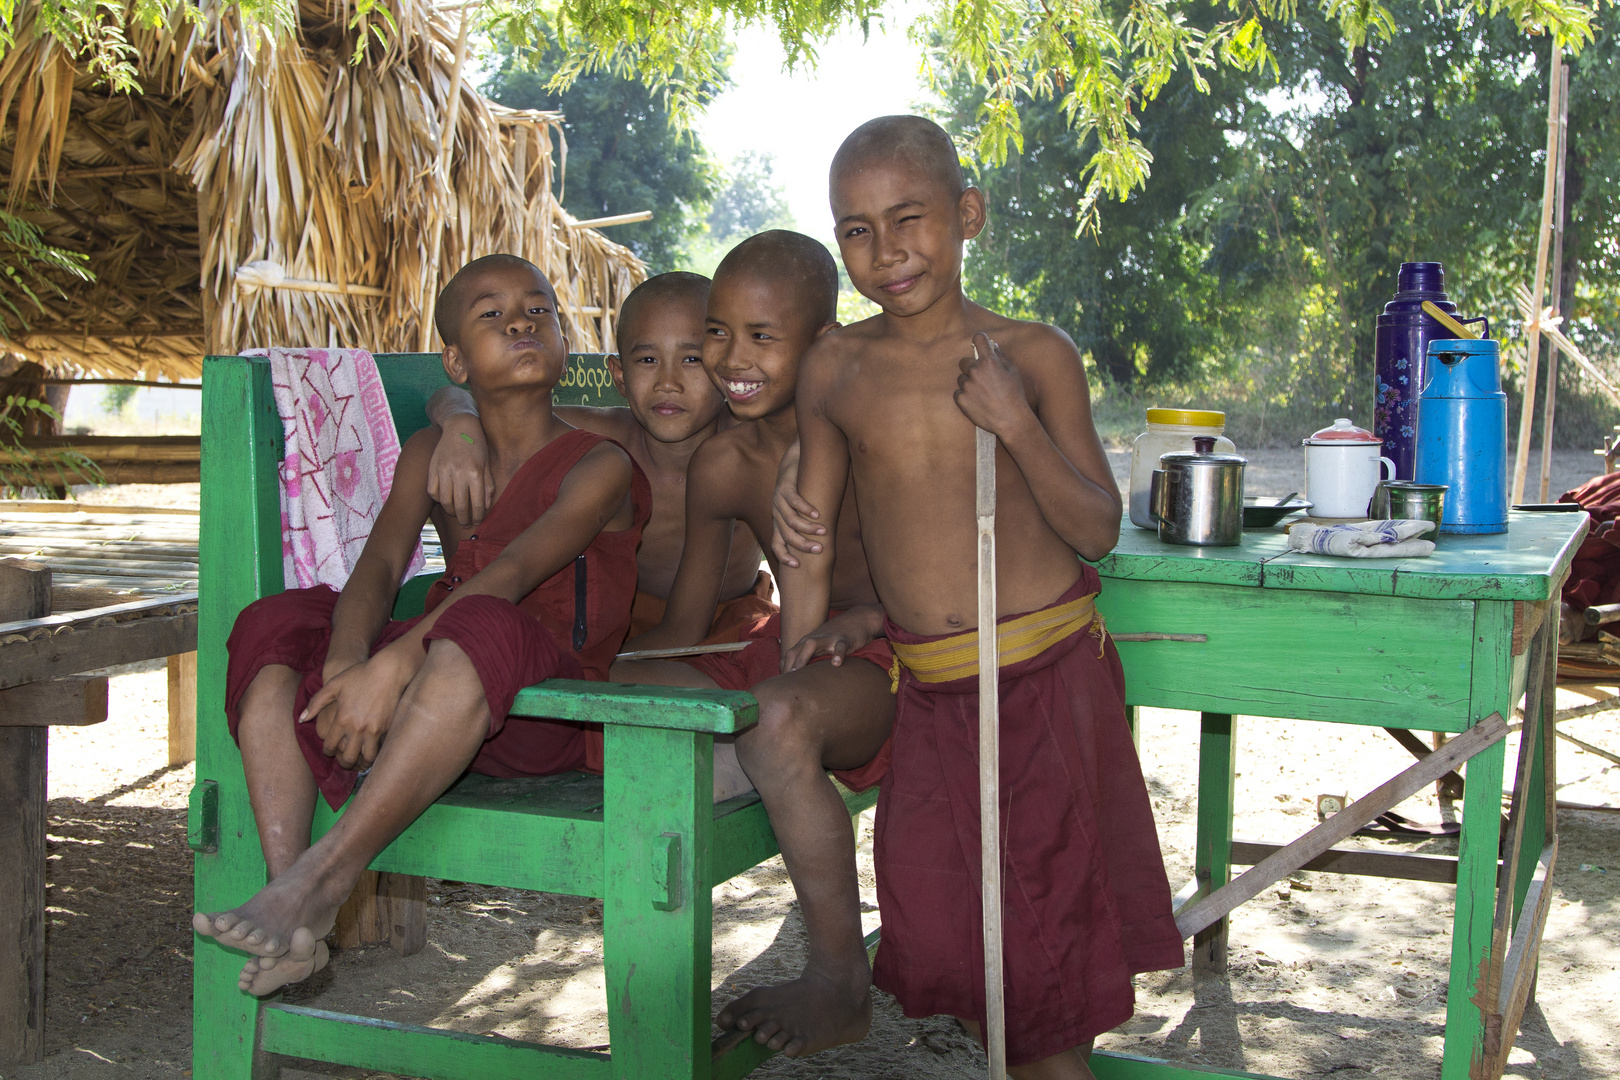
1414, 338, 1508, 535
1374, 262, 1459, 480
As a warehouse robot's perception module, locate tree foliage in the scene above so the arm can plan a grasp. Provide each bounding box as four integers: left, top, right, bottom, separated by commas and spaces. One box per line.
939, 0, 1620, 430
483, 35, 722, 273
6, 0, 1599, 226
706, 151, 793, 241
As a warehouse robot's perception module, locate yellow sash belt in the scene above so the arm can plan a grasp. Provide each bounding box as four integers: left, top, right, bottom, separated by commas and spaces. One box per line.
888, 593, 1104, 691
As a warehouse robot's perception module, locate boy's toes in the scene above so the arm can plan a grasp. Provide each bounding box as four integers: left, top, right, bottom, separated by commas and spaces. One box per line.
239, 941, 330, 997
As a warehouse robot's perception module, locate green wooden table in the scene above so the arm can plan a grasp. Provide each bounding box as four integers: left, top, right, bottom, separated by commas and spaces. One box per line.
1087, 511, 1585, 1080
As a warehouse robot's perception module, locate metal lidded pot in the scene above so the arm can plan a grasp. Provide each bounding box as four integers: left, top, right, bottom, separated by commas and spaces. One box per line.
1150, 436, 1247, 546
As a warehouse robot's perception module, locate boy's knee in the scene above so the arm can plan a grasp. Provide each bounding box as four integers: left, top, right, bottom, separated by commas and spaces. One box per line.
740, 690, 817, 763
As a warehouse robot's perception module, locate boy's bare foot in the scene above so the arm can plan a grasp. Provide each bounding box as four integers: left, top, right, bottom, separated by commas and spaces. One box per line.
193, 857, 349, 959
238, 935, 330, 996
716, 968, 872, 1057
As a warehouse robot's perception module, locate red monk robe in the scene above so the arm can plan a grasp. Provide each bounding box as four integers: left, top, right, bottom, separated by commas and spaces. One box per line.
684, 611, 895, 793
627, 568, 778, 643
225, 428, 651, 809
875, 564, 1184, 1067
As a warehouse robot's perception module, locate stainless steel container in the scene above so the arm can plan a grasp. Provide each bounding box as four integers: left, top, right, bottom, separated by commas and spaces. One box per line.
1150, 436, 1247, 546
1370, 480, 1447, 545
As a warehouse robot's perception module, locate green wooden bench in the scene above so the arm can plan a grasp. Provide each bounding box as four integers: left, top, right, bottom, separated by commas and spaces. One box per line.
190, 353, 878, 1080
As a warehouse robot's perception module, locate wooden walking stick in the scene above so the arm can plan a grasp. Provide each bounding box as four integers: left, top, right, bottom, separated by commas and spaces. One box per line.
976, 420, 1007, 1080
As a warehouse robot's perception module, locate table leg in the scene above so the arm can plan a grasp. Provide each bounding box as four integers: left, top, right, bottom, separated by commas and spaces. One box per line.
1441, 730, 1506, 1080
1193, 712, 1236, 972
168, 652, 197, 766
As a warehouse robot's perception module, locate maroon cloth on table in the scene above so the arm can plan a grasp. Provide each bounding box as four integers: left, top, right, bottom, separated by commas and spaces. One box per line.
684, 610, 895, 793
223, 428, 650, 808
1558, 473, 1619, 610
874, 566, 1184, 1066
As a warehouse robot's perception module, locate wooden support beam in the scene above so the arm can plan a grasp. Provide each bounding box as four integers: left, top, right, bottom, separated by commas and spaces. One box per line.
167, 652, 196, 765
1383, 727, 1466, 800
0, 608, 197, 690
0, 677, 108, 726
334, 870, 427, 958
1230, 839, 1465, 884
1175, 714, 1507, 940
0, 559, 47, 1065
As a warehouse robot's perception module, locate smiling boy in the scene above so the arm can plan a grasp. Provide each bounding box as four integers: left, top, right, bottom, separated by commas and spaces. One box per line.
614, 231, 899, 1058
779, 116, 1182, 1078
194, 255, 649, 996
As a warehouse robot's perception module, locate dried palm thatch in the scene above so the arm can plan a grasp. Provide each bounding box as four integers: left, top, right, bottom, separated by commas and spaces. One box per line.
0, 1, 646, 383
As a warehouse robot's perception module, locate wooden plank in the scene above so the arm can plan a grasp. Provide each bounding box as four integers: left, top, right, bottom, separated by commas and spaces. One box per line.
1384, 727, 1466, 797
259, 1003, 609, 1080
167, 651, 196, 765
192, 356, 286, 1080
1090, 1050, 1278, 1078
0, 676, 108, 726
974, 423, 1007, 1080
383, 872, 427, 957
0, 559, 50, 617
1512, 599, 1549, 656
1483, 841, 1558, 1080
0, 609, 198, 689
1193, 713, 1235, 971
332, 870, 387, 951
1176, 714, 1508, 940
602, 723, 711, 1079
1231, 839, 1462, 884
0, 591, 198, 637
1099, 580, 1477, 730
511, 680, 758, 735
0, 564, 48, 1066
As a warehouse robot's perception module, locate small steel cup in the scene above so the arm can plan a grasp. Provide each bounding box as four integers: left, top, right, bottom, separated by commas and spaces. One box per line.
1370, 481, 1447, 544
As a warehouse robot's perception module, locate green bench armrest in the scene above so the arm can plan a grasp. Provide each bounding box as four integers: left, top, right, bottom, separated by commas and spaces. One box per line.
509, 680, 758, 735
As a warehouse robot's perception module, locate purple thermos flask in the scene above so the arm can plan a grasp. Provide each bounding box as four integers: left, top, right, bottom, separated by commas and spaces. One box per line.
1374, 262, 1458, 481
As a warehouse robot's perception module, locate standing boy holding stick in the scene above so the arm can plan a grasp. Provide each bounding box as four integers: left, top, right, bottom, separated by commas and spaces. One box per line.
779, 116, 1183, 1077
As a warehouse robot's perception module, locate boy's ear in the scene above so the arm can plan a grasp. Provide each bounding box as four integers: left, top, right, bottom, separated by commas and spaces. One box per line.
815, 321, 841, 339
605, 352, 627, 396
441, 343, 470, 385
959, 185, 987, 242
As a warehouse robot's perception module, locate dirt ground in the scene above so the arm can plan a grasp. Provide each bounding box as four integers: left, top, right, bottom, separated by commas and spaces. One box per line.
11, 452, 1619, 1080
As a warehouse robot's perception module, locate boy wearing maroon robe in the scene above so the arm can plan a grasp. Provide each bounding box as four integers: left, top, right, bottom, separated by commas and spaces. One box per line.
194, 254, 649, 997
779, 117, 1183, 1078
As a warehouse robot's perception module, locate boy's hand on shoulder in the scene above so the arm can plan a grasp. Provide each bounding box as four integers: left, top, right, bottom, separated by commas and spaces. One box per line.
954, 332, 1036, 440
782, 604, 886, 673
770, 439, 826, 569
428, 414, 495, 527
301, 648, 416, 770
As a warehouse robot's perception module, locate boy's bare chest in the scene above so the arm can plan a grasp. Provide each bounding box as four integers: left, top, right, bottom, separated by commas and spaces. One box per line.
832, 366, 973, 469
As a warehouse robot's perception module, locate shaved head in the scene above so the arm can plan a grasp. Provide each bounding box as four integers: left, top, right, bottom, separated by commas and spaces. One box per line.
617, 271, 710, 346
830, 115, 966, 201
714, 230, 839, 329
435, 254, 555, 347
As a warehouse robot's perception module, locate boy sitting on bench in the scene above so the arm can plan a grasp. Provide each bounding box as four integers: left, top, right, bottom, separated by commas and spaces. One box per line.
194, 254, 649, 996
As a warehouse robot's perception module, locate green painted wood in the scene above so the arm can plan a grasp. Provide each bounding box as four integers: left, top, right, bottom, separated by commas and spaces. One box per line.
1090, 1049, 1279, 1079
713, 1036, 775, 1080
260, 1004, 609, 1080
311, 786, 606, 898
1098, 580, 1476, 730
603, 724, 713, 1080
1099, 513, 1585, 602
367, 352, 627, 442
1441, 733, 1507, 1080
1193, 713, 1235, 971
194, 357, 287, 1080
393, 572, 437, 619
511, 681, 759, 735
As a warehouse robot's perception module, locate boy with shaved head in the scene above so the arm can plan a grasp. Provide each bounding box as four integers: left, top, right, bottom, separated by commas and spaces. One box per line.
195, 254, 649, 995
778, 116, 1182, 1077
615, 230, 901, 1058
426, 271, 774, 647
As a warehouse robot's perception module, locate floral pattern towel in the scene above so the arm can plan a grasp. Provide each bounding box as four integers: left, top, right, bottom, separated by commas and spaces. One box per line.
255, 347, 424, 590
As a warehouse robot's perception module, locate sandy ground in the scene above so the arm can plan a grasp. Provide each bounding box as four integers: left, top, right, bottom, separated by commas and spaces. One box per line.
11, 453, 1619, 1080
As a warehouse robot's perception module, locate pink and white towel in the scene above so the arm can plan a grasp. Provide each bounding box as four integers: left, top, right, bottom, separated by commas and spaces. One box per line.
255, 347, 424, 590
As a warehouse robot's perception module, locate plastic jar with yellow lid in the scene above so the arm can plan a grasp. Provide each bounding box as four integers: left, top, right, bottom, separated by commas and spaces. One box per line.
1128, 409, 1237, 529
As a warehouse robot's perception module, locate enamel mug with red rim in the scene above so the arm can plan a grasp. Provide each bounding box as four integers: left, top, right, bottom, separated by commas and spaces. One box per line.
1303, 419, 1396, 519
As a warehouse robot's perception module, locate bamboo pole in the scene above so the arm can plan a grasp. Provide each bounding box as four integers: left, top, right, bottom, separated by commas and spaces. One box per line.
416, 5, 472, 352
1512, 46, 1564, 504
975, 422, 1006, 1080
1538, 64, 1572, 502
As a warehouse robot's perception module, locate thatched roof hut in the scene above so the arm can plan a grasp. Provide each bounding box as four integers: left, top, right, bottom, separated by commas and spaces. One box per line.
0, 0, 646, 384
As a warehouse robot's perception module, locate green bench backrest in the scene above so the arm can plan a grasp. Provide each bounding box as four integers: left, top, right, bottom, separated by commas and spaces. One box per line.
370, 353, 627, 440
